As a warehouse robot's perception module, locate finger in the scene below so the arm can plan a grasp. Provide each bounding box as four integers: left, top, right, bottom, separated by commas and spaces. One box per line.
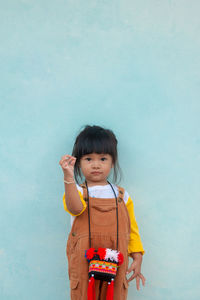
60, 155, 70, 161
126, 262, 136, 274
64, 155, 76, 160
64, 159, 74, 167
59, 157, 67, 165
59, 158, 66, 165
63, 154, 72, 159
136, 276, 140, 290
65, 156, 76, 163
62, 155, 72, 162
67, 158, 76, 166
67, 158, 73, 165
62, 158, 76, 170
60, 155, 72, 164
127, 271, 139, 282
70, 158, 76, 167
139, 273, 146, 286
61, 156, 74, 166
63, 162, 69, 169
127, 273, 136, 282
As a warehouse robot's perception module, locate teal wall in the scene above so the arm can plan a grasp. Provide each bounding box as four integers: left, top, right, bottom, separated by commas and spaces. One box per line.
1, 1, 200, 299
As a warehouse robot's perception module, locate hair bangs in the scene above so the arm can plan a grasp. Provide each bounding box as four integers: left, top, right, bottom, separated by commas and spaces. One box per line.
77, 134, 115, 158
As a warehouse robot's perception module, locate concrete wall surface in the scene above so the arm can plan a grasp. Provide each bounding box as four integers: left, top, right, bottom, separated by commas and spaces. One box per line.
0, 1, 200, 299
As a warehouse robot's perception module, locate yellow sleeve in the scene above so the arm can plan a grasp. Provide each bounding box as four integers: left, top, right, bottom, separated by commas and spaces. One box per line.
126, 196, 145, 255
63, 190, 87, 216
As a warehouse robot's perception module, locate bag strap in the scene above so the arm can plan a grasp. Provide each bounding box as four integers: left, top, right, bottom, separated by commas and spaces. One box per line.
85, 180, 119, 250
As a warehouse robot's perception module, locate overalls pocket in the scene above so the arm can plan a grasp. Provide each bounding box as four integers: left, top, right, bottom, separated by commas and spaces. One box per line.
67, 234, 80, 280
70, 279, 80, 300
91, 205, 116, 226
67, 233, 90, 281
68, 252, 79, 280
70, 279, 79, 289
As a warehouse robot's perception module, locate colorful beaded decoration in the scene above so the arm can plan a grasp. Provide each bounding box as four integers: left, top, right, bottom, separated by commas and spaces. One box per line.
85, 247, 123, 282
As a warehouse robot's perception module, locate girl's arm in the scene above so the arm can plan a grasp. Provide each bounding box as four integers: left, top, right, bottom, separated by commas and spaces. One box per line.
64, 180, 83, 215
125, 194, 146, 288
59, 154, 83, 215
126, 196, 145, 255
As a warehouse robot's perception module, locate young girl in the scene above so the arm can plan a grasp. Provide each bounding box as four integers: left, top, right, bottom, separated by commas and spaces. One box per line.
59, 125, 145, 300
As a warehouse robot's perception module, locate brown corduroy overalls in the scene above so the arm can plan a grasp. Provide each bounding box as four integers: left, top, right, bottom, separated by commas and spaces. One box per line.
66, 184, 131, 300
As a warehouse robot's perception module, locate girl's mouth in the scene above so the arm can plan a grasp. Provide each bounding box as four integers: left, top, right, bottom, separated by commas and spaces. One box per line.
91, 172, 102, 175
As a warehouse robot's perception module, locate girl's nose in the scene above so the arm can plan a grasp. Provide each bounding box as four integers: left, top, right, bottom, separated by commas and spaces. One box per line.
91, 161, 100, 168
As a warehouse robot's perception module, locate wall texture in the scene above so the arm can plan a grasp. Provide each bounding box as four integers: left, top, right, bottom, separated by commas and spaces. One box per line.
1, 1, 200, 299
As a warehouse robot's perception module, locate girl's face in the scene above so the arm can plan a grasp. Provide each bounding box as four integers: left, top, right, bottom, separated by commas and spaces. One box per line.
79, 153, 113, 186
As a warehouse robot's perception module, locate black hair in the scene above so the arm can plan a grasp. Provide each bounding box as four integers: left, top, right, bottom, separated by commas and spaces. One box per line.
72, 125, 122, 184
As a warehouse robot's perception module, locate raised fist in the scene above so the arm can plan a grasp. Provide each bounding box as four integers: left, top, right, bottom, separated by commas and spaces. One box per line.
59, 155, 76, 180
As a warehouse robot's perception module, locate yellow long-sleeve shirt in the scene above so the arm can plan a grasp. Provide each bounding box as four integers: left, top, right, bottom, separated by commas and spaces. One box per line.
63, 184, 145, 255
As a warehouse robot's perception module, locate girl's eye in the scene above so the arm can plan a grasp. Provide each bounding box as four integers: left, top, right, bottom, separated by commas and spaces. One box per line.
85, 157, 91, 161
101, 157, 107, 161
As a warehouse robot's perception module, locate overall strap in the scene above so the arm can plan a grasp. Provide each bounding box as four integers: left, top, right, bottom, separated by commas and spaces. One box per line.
85, 181, 119, 250
84, 181, 92, 249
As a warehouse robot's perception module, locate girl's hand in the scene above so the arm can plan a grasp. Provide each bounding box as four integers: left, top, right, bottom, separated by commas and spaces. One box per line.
126, 252, 146, 290
59, 155, 76, 180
